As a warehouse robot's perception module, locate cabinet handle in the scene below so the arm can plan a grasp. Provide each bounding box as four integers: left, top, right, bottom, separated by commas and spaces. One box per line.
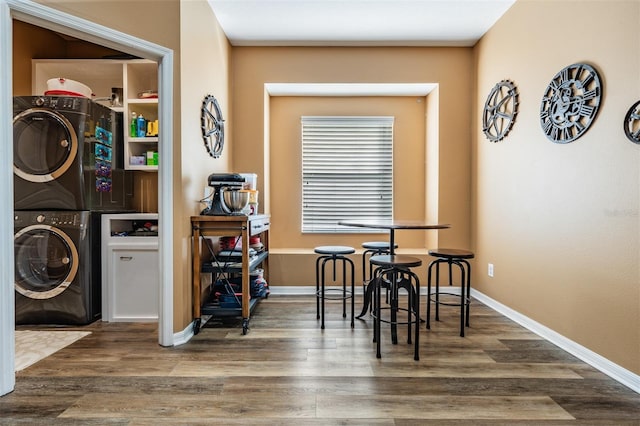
120, 256, 133, 261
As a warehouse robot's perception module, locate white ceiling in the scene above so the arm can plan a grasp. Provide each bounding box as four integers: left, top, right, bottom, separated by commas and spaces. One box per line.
206, 0, 516, 47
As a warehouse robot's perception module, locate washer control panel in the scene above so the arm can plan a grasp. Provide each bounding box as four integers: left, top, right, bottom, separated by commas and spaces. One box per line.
14, 211, 83, 228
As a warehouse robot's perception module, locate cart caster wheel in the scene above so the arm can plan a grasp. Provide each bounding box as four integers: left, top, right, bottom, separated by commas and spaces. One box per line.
242, 319, 249, 335
193, 318, 201, 335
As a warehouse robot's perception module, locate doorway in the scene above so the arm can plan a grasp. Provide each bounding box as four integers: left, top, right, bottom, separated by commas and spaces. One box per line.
1, 0, 174, 396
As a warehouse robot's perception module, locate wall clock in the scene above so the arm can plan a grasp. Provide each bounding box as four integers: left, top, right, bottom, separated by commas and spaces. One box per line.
482, 79, 519, 142
539, 63, 602, 144
201, 94, 225, 158
623, 100, 640, 144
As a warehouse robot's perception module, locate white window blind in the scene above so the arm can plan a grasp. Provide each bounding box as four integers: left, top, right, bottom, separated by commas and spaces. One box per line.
301, 116, 393, 233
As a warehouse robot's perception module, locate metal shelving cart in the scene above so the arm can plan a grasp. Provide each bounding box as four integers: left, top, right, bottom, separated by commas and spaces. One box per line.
191, 214, 270, 335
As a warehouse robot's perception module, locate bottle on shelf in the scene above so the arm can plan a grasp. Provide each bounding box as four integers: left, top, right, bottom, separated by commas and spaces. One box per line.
137, 114, 146, 138
130, 112, 137, 137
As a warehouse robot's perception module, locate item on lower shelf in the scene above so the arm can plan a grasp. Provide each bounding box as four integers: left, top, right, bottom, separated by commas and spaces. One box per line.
249, 236, 264, 251
146, 150, 155, 166
212, 275, 269, 304
218, 292, 245, 309
220, 236, 240, 250
130, 155, 145, 166
110, 220, 159, 237
217, 248, 257, 260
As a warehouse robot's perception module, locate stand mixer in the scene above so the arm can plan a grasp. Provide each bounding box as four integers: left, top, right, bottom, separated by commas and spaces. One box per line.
202, 173, 247, 215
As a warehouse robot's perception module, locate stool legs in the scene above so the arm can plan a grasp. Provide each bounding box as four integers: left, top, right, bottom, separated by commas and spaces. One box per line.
361, 248, 389, 316
316, 254, 355, 329
461, 258, 472, 328
458, 261, 465, 336
315, 256, 322, 323
372, 267, 420, 360
426, 258, 472, 337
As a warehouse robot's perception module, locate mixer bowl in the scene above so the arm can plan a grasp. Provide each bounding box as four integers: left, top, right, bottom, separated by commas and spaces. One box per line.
222, 189, 250, 214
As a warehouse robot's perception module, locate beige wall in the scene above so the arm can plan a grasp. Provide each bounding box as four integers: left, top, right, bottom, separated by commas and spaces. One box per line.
473, 0, 640, 374
178, 0, 232, 328
270, 96, 427, 248
269, 95, 429, 285
13, 21, 65, 94
232, 47, 474, 285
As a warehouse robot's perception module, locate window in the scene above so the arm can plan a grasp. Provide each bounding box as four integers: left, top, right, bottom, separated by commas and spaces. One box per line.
301, 116, 393, 233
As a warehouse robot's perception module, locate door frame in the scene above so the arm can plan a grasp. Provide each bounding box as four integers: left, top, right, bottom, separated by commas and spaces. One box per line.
1, 0, 175, 396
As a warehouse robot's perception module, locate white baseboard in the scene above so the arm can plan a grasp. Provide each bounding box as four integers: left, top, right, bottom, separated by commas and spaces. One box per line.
470, 289, 640, 394
269, 285, 319, 295
173, 321, 194, 346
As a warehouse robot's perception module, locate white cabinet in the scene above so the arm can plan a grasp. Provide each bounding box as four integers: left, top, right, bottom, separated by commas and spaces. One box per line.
32, 59, 159, 171
101, 213, 159, 322
109, 247, 159, 321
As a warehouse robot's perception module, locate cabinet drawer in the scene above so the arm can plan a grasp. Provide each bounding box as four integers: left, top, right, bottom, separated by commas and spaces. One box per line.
110, 247, 159, 322
249, 217, 270, 236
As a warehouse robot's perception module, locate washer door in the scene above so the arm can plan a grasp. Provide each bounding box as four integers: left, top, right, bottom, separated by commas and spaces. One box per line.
13, 107, 78, 183
14, 225, 79, 300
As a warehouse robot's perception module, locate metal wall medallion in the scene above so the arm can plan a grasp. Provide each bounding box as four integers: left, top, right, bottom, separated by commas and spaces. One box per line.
540, 63, 602, 144
482, 79, 519, 142
201, 94, 225, 158
624, 100, 640, 144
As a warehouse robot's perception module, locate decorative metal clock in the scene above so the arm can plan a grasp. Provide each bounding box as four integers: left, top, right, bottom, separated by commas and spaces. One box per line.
540, 63, 602, 144
623, 100, 640, 144
482, 79, 519, 142
201, 94, 225, 158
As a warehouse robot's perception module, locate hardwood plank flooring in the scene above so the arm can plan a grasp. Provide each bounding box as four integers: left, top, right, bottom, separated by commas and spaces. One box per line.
2, 295, 640, 424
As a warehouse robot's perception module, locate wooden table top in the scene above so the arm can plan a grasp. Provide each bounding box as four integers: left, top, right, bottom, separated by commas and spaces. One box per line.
338, 219, 450, 230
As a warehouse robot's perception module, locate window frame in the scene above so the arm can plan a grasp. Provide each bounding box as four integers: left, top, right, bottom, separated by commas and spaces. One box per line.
301, 115, 394, 233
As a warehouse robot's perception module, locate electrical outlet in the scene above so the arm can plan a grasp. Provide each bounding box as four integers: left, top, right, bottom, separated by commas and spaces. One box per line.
488, 263, 494, 277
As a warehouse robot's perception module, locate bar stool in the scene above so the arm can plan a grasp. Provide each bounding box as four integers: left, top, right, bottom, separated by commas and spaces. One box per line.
314, 246, 355, 329
359, 241, 398, 315
370, 254, 422, 360
426, 248, 475, 337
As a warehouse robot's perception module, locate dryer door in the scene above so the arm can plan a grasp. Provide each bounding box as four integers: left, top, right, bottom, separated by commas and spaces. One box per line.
14, 225, 79, 300
13, 108, 78, 183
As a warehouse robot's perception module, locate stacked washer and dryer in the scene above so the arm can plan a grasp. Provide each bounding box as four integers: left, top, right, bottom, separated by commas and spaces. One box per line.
13, 95, 133, 325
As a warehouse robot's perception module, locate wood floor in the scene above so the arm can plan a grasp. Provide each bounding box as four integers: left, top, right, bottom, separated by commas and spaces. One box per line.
3, 295, 640, 425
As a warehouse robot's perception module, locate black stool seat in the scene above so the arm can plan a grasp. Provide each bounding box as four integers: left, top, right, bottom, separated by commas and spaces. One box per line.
314, 245, 355, 329
315, 246, 356, 255
428, 248, 474, 259
362, 241, 398, 250
370, 254, 422, 268
426, 248, 475, 337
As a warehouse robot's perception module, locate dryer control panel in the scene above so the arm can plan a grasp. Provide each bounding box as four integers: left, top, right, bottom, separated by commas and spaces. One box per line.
31, 95, 92, 112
